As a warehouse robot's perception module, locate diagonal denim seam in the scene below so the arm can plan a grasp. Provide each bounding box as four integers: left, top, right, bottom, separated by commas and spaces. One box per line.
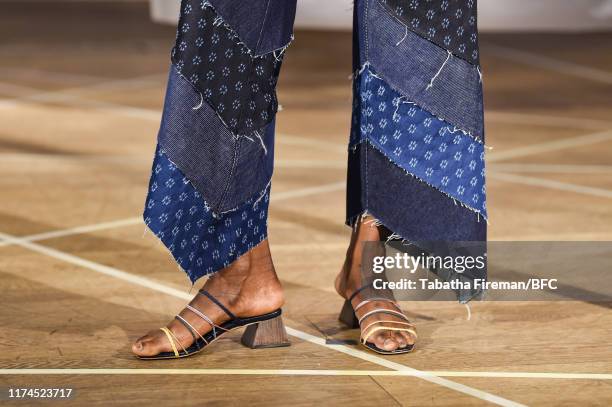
171, 0, 287, 135
357, 138, 488, 221
254, 0, 272, 55
356, 65, 483, 143
161, 66, 272, 215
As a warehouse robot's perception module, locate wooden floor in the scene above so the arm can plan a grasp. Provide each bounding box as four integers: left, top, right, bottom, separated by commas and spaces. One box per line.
1, 1, 612, 406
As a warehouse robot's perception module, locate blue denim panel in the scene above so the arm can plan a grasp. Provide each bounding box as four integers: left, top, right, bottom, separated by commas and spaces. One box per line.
346, 142, 486, 243
144, 145, 270, 283
358, 0, 484, 140
209, 0, 297, 55
351, 69, 486, 217
158, 65, 274, 214
173, 1, 283, 135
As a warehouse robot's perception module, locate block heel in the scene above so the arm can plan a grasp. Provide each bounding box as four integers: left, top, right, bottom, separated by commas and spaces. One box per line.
242, 314, 291, 349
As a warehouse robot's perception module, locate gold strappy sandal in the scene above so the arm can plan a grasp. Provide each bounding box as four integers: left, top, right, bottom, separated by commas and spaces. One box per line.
137, 289, 290, 360
339, 284, 417, 355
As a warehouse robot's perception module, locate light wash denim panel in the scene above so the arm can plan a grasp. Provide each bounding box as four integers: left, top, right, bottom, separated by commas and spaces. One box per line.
158, 65, 274, 215
144, 145, 270, 283
358, 0, 484, 140
209, 0, 297, 55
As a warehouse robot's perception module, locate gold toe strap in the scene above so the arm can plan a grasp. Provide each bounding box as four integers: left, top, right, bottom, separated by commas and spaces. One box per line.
159, 327, 186, 357
361, 320, 418, 345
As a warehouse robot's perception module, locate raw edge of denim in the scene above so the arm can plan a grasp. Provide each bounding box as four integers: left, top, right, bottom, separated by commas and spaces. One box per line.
345, 210, 485, 303
353, 138, 488, 221
355, 64, 484, 144
143, 151, 271, 283
144, 212, 269, 284
376, 0, 480, 67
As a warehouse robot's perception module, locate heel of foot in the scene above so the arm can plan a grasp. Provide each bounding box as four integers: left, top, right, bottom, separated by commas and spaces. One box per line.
241, 315, 291, 349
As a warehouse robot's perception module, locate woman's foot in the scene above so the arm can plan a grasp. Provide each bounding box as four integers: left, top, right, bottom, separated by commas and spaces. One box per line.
132, 240, 284, 357
335, 217, 416, 352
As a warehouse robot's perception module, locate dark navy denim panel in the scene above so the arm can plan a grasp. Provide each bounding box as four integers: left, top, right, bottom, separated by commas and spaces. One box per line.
172, 0, 283, 135
351, 68, 487, 216
209, 0, 297, 55
358, 0, 484, 140
222, 121, 275, 212
346, 142, 486, 242
158, 65, 274, 214
379, 0, 479, 65
144, 145, 270, 283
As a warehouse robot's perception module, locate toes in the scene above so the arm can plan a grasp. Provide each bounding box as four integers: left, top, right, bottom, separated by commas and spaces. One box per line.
372, 330, 399, 352
400, 330, 415, 345
132, 330, 168, 357
394, 331, 407, 348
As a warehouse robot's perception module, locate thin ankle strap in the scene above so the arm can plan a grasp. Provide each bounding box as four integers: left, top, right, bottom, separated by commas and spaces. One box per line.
348, 283, 372, 303
198, 290, 236, 319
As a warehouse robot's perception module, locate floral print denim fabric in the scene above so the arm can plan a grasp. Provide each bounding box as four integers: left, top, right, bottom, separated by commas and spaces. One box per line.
145, 146, 270, 282
379, 0, 479, 65
143, 0, 486, 286
360, 0, 484, 139
172, 0, 283, 135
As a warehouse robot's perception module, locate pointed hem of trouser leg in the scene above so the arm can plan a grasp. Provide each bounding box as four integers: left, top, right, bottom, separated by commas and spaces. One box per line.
346, 209, 485, 303
144, 146, 270, 283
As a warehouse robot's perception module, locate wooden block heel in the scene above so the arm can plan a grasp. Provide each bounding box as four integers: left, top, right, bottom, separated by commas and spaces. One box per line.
339, 299, 360, 328
241, 315, 291, 349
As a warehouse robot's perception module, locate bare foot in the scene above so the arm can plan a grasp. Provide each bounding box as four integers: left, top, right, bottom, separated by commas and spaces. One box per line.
335, 217, 416, 352
132, 240, 284, 357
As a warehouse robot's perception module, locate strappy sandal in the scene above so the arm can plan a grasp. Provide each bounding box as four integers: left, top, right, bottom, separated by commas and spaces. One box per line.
137, 289, 290, 360
339, 284, 417, 355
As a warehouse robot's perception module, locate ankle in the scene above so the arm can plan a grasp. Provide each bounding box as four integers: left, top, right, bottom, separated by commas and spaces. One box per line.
206, 241, 284, 316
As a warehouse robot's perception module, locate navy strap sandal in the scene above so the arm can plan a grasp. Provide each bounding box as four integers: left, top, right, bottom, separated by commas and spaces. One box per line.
339, 284, 417, 355
138, 289, 290, 360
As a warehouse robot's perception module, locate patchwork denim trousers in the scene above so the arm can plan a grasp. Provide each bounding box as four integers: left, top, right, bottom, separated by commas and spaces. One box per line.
144, 0, 486, 285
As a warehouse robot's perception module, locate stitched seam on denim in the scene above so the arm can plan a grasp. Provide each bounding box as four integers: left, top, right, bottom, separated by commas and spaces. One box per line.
255, 0, 272, 55
364, 0, 371, 62
376, 0, 480, 66
357, 64, 483, 142
358, 139, 487, 220
214, 134, 242, 214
